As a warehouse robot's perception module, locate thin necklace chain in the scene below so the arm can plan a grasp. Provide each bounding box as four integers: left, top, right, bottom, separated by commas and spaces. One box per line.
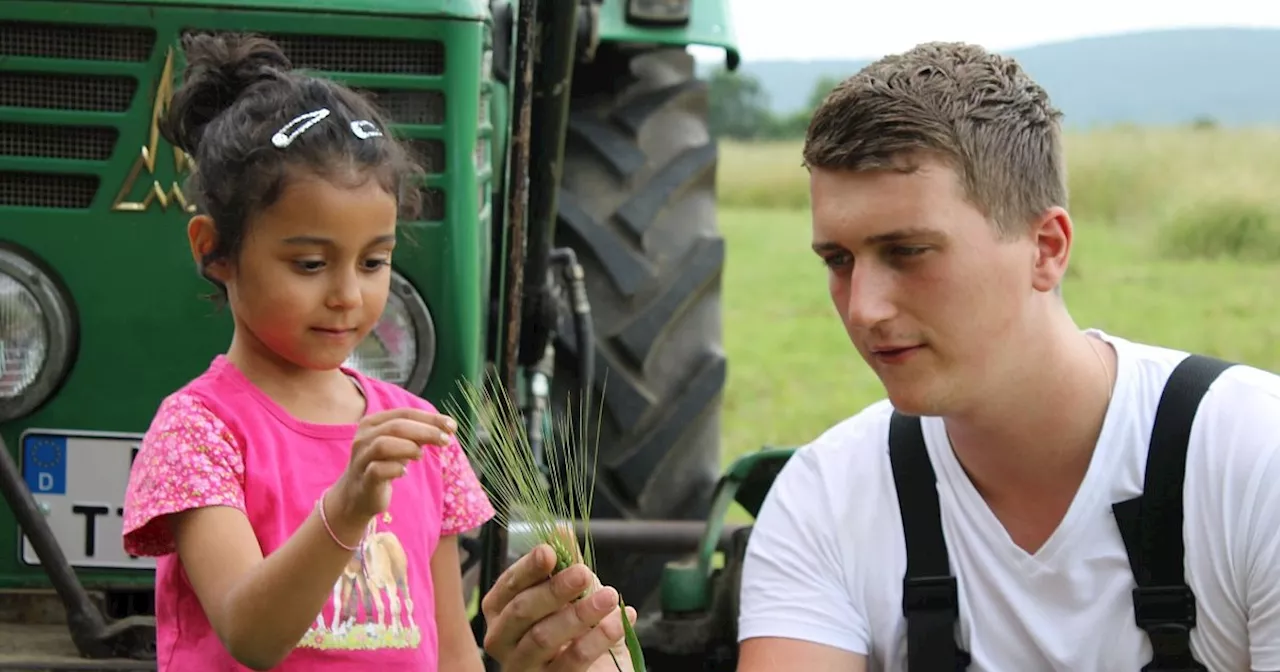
1088, 337, 1114, 403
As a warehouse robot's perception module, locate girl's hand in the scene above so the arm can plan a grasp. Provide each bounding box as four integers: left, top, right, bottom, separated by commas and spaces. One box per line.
332, 407, 457, 522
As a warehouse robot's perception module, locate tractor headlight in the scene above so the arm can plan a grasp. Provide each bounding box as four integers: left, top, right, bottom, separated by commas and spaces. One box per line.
627, 0, 691, 25
344, 269, 436, 394
0, 246, 77, 422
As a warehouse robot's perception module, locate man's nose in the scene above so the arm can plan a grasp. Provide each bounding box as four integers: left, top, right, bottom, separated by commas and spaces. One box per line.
845, 267, 897, 329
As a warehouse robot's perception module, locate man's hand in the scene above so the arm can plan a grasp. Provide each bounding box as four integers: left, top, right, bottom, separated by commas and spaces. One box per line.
481, 544, 638, 672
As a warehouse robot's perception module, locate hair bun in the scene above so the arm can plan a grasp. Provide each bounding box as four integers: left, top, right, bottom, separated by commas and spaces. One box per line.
161, 32, 292, 154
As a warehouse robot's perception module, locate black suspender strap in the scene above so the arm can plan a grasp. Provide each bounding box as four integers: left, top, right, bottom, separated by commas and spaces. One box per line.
889, 411, 971, 671
1111, 354, 1235, 672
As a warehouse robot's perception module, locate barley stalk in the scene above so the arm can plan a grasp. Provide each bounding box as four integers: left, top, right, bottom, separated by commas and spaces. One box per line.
448, 372, 646, 672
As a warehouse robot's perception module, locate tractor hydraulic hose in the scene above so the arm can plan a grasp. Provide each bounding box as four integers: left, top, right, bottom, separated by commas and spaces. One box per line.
527, 345, 553, 470
551, 247, 594, 391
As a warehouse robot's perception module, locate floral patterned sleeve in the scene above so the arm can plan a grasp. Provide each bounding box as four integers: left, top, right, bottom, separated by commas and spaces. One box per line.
121, 392, 245, 557
439, 435, 495, 536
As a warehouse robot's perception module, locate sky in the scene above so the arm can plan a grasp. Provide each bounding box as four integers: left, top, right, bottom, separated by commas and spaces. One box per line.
691, 0, 1280, 63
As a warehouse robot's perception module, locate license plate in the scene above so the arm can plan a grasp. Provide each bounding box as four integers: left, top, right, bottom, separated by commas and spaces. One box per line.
19, 429, 155, 570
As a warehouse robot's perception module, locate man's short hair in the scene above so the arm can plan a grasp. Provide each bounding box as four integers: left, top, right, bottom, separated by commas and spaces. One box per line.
803, 41, 1067, 238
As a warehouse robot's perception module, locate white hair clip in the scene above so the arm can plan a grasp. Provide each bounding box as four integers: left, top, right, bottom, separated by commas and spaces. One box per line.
272, 108, 332, 148
350, 120, 384, 139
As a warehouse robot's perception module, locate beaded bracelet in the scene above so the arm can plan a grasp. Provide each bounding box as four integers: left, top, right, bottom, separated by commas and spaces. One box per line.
315, 487, 363, 552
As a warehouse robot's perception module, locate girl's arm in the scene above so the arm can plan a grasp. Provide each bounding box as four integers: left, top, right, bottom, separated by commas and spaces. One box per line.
433, 535, 486, 671
430, 414, 496, 670
124, 393, 369, 670
169, 492, 370, 671
163, 405, 449, 670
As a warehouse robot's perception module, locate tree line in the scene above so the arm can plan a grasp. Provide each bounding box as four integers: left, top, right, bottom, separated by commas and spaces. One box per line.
708, 68, 841, 141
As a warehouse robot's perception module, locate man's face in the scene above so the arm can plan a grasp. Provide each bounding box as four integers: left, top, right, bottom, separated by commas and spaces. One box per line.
810, 157, 1051, 417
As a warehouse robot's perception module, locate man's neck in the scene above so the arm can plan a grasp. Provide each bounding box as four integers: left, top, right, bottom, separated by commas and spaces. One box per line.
942, 323, 1117, 519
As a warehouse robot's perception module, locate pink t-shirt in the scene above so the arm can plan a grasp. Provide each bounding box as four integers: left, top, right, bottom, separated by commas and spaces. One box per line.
122, 355, 495, 671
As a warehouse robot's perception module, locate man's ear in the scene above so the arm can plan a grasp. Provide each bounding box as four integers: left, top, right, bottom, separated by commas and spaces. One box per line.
187, 215, 230, 283
1029, 206, 1073, 294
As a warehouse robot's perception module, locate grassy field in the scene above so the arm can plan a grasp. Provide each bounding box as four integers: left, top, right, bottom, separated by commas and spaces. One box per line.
715, 126, 1280, 470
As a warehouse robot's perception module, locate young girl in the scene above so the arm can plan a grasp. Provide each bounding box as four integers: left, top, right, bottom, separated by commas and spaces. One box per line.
121, 32, 494, 671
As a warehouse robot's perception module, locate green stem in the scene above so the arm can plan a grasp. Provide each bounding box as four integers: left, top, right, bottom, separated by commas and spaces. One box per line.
618, 596, 646, 672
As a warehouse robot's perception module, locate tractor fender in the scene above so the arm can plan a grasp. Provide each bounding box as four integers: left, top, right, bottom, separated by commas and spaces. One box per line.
595, 0, 741, 70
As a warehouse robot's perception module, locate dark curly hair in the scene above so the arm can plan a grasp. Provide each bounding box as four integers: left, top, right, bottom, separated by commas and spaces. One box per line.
161, 32, 425, 295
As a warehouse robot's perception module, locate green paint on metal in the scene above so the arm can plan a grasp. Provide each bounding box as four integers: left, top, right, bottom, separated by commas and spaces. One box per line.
0, 0, 490, 589
658, 447, 795, 614
23, 0, 489, 20
596, 0, 740, 68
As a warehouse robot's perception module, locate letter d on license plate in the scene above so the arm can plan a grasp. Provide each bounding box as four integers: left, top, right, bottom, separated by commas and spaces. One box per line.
19, 430, 156, 570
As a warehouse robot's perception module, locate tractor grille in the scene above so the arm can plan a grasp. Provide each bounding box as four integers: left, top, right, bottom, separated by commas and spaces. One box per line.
408, 139, 446, 175
0, 123, 119, 161
265, 33, 445, 75
1, 19, 464, 218
0, 171, 99, 209
0, 21, 155, 61
0, 17, 151, 208
362, 89, 446, 127
421, 187, 446, 222
0, 72, 137, 112
476, 35, 494, 223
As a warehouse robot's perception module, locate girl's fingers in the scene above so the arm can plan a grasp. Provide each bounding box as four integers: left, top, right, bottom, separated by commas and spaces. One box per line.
364, 459, 406, 483
357, 436, 422, 469
362, 408, 457, 436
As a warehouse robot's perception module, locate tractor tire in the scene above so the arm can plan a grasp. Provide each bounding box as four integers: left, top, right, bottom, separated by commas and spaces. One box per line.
551, 45, 726, 610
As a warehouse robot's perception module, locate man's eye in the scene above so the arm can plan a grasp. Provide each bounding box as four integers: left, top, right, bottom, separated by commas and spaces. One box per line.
891, 246, 929, 258
822, 252, 852, 269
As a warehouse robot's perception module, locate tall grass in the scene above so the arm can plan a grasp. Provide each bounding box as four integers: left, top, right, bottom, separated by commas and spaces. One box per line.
447, 375, 645, 671
715, 126, 1280, 262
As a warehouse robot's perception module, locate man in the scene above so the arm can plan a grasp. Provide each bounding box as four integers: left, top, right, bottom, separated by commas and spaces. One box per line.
734, 41, 1280, 671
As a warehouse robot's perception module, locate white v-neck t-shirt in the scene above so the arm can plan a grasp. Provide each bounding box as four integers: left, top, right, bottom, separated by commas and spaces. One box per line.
737, 331, 1280, 671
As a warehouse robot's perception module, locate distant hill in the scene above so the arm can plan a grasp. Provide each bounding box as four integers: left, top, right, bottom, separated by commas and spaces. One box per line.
702, 28, 1280, 128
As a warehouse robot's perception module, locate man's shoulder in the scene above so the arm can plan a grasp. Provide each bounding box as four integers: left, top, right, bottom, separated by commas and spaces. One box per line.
768, 399, 900, 506
1112, 334, 1280, 494
1114, 333, 1280, 423
796, 398, 897, 463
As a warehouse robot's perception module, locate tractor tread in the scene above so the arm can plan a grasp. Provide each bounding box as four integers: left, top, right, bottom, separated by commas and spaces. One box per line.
607, 351, 727, 502
556, 188, 654, 298
615, 143, 718, 240
553, 45, 726, 608
566, 112, 646, 180
611, 235, 725, 369
610, 79, 704, 136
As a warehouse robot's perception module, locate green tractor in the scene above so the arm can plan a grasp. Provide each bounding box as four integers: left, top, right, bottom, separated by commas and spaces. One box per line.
0, 0, 786, 669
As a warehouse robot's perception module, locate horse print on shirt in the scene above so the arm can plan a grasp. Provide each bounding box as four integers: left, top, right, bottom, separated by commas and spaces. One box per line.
300, 512, 421, 651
